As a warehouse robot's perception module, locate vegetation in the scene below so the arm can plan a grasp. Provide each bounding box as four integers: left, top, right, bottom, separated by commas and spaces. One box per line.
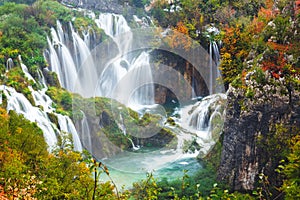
0, 108, 118, 199
149, 0, 300, 199
0, 0, 105, 95
280, 134, 300, 199
0, 0, 299, 199
150, 0, 300, 90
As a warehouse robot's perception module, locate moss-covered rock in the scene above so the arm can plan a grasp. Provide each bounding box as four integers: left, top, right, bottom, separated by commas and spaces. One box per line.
72, 95, 177, 158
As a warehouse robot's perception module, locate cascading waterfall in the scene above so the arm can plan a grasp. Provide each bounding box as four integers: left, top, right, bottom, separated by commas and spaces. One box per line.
57, 114, 83, 152
0, 84, 83, 151
47, 21, 82, 92
18, 55, 35, 82
208, 40, 222, 94
3, 56, 83, 151
80, 111, 92, 153
6, 58, 14, 72
46, 36, 63, 85
206, 25, 222, 94
45, 13, 225, 154
36, 68, 47, 88
56, 20, 65, 44
175, 94, 226, 155
46, 13, 156, 108
95, 13, 155, 109
1, 85, 58, 150
70, 22, 93, 70
41, 10, 228, 187
116, 113, 140, 150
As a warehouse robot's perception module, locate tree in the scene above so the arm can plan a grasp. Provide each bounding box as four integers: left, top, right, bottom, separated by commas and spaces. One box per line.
280, 135, 300, 199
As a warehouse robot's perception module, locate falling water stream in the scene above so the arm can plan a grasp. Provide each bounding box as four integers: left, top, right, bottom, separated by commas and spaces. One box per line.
40, 12, 225, 188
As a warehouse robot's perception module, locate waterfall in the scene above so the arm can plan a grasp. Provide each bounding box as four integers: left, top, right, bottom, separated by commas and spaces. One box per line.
175, 94, 226, 154
0, 84, 82, 152
56, 20, 65, 44
83, 29, 91, 48
18, 55, 36, 82
46, 20, 97, 97
46, 36, 62, 85
95, 13, 155, 109
37, 68, 47, 88
6, 58, 14, 72
128, 137, 140, 151
208, 40, 222, 94
209, 42, 213, 94
116, 113, 140, 150
80, 111, 92, 153
57, 114, 83, 152
1, 85, 58, 150
31, 87, 55, 113
46, 15, 155, 109
43, 13, 226, 160
47, 22, 82, 92
205, 25, 222, 94
70, 22, 92, 68
55, 37, 77, 91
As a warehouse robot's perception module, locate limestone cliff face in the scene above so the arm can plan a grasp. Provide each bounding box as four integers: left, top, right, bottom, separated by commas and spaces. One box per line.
217, 82, 300, 191
151, 50, 209, 104
63, 0, 135, 15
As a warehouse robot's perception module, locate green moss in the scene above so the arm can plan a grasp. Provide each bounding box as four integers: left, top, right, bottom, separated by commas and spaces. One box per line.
0, 92, 7, 109
231, 74, 243, 88
202, 134, 224, 170
245, 87, 254, 99
46, 86, 74, 116
47, 112, 59, 128
128, 108, 139, 120
253, 67, 266, 85
183, 138, 201, 154
166, 117, 176, 126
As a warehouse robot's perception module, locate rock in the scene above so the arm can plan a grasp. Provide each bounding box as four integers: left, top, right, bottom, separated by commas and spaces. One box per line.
151, 49, 209, 104
78, 0, 136, 16
217, 85, 300, 191
99, 111, 111, 127
43, 68, 61, 87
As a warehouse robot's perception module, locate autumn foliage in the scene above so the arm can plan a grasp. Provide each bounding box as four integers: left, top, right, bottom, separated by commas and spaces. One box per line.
261, 51, 286, 79
164, 21, 192, 51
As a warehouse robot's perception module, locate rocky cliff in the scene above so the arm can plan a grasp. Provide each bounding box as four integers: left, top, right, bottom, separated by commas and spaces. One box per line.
62, 0, 136, 15
151, 50, 209, 104
217, 77, 300, 192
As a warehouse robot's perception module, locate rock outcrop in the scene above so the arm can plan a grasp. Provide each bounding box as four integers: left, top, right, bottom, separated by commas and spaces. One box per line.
62, 0, 136, 15
151, 50, 209, 104
217, 81, 300, 191
75, 97, 176, 158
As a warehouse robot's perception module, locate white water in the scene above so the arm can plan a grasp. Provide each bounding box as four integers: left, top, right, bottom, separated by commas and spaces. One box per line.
100, 94, 226, 188
80, 111, 92, 153
206, 25, 222, 94
45, 14, 155, 108
57, 114, 83, 152
1, 85, 58, 150
95, 13, 155, 109
18, 55, 36, 82
116, 113, 140, 150
174, 93, 226, 155
43, 13, 226, 188
47, 22, 82, 92
0, 84, 83, 152
37, 68, 47, 88
6, 58, 14, 72
1, 58, 83, 152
